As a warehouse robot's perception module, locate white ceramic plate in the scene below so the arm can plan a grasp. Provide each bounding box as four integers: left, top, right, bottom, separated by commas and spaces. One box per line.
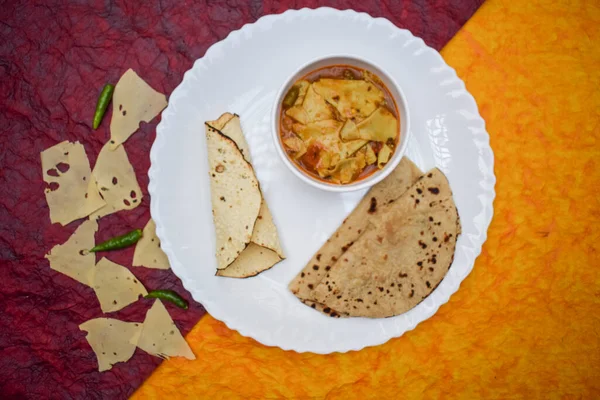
149, 8, 495, 353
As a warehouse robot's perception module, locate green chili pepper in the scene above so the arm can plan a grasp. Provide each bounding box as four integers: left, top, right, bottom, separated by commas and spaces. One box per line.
92, 84, 115, 129
282, 85, 300, 108
145, 290, 189, 309
90, 229, 142, 252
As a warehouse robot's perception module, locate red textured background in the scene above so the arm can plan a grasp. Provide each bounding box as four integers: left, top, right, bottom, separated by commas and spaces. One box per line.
0, 1, 483, 399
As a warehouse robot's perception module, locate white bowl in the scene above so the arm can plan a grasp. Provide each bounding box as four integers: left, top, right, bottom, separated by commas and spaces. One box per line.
271, 55, 411, 192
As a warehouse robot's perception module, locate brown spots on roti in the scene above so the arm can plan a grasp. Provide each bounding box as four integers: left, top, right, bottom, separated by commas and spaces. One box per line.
288, 159, 424, 316
368, 197, 377, 214
308, 168, 461, 318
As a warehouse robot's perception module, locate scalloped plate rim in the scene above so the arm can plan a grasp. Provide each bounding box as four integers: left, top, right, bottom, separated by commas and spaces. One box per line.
149, 7, 496, 353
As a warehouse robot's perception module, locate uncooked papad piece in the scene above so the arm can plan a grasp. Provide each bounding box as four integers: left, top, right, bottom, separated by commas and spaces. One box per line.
206, 125, 262, 270
109, 69, 167, 150
45, 218, 98, 285
135, 300, 195, 360
133, 218, 170, 270
88, 258, 147, 313
91, 142, 143, 219
79, 318, 142, 372
289, 157, 422, 314
312, 168, 461, 318
41, 141, 105, 225
206, 114, 284, 277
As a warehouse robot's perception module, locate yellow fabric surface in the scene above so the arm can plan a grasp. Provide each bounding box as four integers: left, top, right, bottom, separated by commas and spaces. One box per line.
134, 0, 600, 398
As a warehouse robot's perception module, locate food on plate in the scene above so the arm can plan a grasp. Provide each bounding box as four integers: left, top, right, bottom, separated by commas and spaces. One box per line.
311, 168, 461, 318
135, 300, 195, 360
145, 289, 189, 309
90, 142, 143, 219
45, 218, 98, 285
133, 219, 170, 269
289, 158, 422, 316
205, 124, 262, 270
206, 113, 284, 278
216, 242, 283, 278
41, 141, 106, 225
279, 66, 399, 184
90, 228, 142, 252
79, 318, 142, 372
88, 257, 147, 313
93, 83, 115, 129
108, 69, 167, 149
290, 161, 461, 318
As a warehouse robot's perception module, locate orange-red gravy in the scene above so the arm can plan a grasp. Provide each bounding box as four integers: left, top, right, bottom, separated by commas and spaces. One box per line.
279, 65, 399, 184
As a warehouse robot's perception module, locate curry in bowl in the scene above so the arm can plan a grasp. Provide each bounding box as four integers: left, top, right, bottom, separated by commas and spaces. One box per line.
279, 65, 400, 184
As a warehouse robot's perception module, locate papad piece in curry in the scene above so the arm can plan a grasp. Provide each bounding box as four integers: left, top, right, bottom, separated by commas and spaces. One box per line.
41, 141, 105, 225
289, 157, 422, 312
313, 78, 384, 120
109, 69, 167, 150
356, 106, 398, 143
312, 168, 461, 318
205, 124, 262, 270
301, 84, 335, 123
45, 218, 98, 286
133, 218, 170, 270
135, 300, 195, 360
90, 142, 143, 219
79, 318, 142, 372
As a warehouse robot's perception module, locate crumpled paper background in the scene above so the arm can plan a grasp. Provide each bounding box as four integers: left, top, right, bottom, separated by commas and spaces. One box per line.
134, 0, 600, 398
0, 1, 483, 399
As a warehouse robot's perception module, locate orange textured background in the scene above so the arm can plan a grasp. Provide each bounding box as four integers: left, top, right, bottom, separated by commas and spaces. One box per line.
134, 0, 600, 398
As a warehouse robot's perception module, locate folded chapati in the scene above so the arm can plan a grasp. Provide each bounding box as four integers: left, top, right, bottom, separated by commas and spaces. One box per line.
289, 157, 422, 315
312, 168, 461, 318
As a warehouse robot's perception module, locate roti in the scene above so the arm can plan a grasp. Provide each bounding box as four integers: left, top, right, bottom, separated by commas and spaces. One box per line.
205, 125, 262, 270
289, 157, 422, 315
312, 168, 461, 318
